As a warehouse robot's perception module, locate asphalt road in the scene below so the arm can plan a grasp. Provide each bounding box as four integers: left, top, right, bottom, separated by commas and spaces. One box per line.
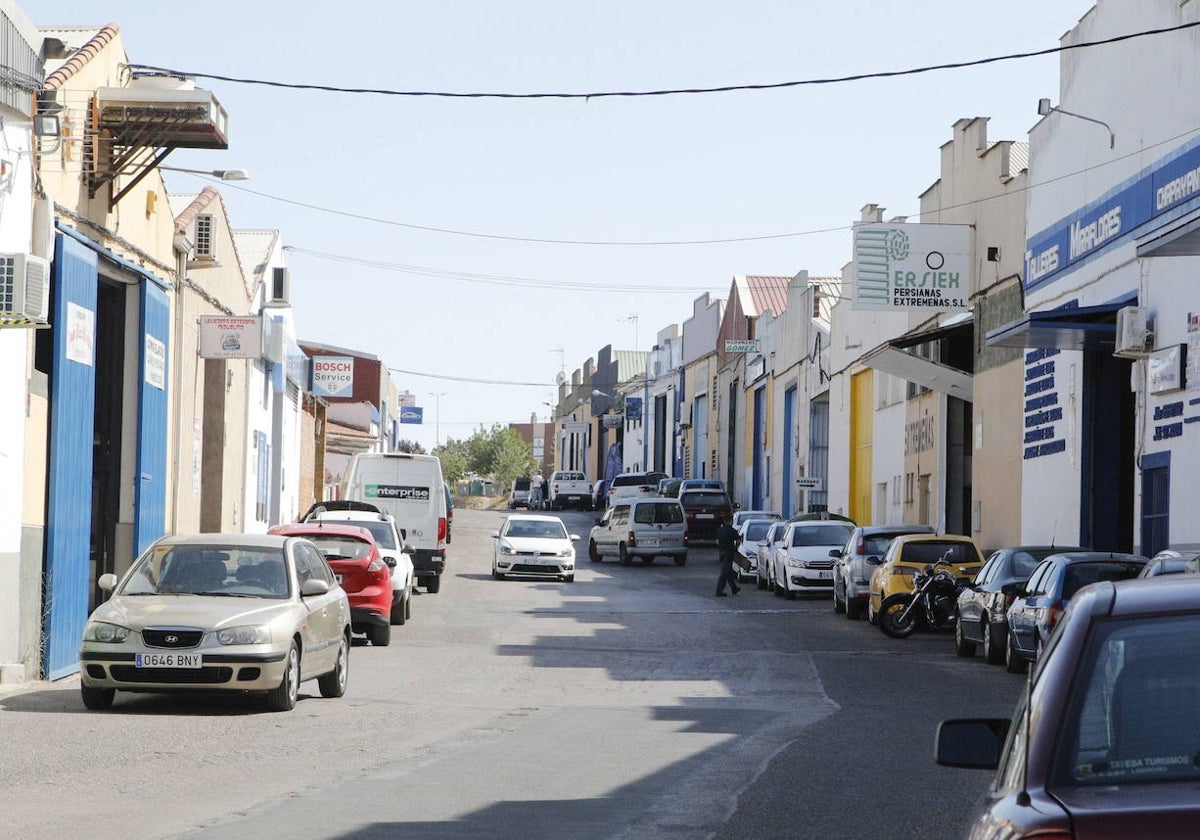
0, 507, 1022, 840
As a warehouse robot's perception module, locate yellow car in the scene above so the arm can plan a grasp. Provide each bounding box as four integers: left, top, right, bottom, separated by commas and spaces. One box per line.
867, 534, 983, 625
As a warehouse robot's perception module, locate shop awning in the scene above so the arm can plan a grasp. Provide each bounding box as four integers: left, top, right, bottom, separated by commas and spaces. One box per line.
985, 300, 1128, 351
860, 315, 974, 401
1136, 207, 1200, 257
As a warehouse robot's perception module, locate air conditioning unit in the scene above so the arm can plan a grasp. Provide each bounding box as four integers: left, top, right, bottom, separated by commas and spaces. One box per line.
193, 213, 216, 260
0, 253, 51, 325
268, 267, 291, 305
1113, 306, 1151, 358
677, 402, 693, 428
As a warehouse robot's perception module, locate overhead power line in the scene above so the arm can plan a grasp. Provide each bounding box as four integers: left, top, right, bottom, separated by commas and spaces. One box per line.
387, 366, 557, 387
130, 20, 1200, 100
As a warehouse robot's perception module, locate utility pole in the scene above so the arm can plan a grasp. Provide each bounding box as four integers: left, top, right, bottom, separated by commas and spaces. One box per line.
429, 392, 447, 448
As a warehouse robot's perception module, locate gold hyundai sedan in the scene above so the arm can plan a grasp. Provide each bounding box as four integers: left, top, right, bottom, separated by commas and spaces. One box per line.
79, 533, 351, 712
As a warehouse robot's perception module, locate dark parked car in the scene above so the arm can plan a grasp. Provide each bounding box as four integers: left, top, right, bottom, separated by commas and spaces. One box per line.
1004, 551, 1146, 673
678, 489, 734, 543
832, 524, 934, 620
937, 575, 1200, 839
955, 545, 1086, 665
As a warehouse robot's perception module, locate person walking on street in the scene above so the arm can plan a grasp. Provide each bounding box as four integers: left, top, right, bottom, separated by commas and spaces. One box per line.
715, 516, 741, 597
528, 472, 544, 511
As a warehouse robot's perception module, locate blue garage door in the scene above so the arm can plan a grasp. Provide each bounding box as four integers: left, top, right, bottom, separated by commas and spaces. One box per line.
44, 235, 98, 679
134, 281, 170, 555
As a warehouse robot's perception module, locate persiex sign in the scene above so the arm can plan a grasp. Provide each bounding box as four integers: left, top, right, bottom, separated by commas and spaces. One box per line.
311, 356, 354, 397
852, 224, 972, 311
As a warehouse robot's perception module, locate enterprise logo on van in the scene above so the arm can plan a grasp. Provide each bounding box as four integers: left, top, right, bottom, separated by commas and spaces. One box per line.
366, 484, 430, 501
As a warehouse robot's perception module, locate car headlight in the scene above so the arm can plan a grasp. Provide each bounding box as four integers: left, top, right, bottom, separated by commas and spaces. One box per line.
216, 625, 271, 645
786, 558, 805, 568
83, 622, 130, 643
557, 548, 574, 558
500, 544, 517, 555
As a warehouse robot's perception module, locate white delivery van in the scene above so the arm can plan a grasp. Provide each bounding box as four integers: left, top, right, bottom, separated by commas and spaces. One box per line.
343, 453, 448, 593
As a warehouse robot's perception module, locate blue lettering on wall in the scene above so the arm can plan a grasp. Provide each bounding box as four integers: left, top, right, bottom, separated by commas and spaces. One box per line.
1024, 439, 1067, 460
1024, 377, 1055, 397
1153, 423, 1183, 441
1025, 361, 1056, 381
1024, 393, 1059, 413
1024, 427, 1054, 444
1153, 402, 1184, 420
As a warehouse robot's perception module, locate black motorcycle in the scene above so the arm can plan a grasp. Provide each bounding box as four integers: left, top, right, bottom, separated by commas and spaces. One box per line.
878, 560, 965, 639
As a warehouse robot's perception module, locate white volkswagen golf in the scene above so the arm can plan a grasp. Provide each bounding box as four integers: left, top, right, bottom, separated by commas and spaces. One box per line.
492, 515, 579, 582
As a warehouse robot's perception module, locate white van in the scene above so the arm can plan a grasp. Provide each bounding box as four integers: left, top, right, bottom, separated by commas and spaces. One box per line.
343, 453, 448, 593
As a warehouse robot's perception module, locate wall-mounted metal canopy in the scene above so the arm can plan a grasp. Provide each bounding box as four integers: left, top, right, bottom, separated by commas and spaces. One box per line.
985, 300, 1128, 352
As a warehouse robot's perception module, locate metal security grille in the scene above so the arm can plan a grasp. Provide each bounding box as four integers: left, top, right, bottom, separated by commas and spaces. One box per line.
0, 257, 14, 312
0, 13, 42, 113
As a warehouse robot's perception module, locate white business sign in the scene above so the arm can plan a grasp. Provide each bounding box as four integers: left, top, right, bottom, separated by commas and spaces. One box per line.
725, 339, 760, 353
852, 223, 973, 312
795, 476, 824, 490
559, 420, 588, 435
1148, 345, 1185, 394
144, 334, 166, 390
199, 315, 262, 359
311, 355, 355, 397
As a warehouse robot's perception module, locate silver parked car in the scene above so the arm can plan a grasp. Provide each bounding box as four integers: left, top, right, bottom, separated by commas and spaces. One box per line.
831, 525, 934, 620
588, 498, 688, 566
78, 533, 351, 713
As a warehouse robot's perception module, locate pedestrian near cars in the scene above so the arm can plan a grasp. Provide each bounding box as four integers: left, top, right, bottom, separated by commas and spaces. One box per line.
528, 472, 544, 510
715, 516, 741, 597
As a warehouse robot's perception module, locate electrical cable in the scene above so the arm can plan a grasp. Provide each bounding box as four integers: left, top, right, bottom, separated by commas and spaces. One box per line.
386, 366, 557, 387
128, 19, 1200, 100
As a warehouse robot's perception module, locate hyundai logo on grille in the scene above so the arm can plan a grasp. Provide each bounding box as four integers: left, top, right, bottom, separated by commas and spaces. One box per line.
164, 634, 179, 644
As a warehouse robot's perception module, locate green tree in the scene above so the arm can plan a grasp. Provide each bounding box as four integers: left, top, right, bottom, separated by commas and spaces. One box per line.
490, 427, 536, 487
395, 439, 426, 454
434, 438, 469, 483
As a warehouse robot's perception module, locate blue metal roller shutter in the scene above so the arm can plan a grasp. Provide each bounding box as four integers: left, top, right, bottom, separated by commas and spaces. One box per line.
43, 235, 98, 679
134, 281, 170, 555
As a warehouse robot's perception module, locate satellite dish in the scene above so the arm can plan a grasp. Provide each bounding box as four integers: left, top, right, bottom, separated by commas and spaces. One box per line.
555, 371, 567, 385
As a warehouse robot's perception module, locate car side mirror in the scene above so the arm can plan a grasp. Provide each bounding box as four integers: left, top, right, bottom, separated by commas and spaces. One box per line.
382, 556, 398, 568
401, 545, 415, 555
569, 534, 581, 541
491, 532, 500, 539
865, 556, 882, 565
1000, 582, 1023, 598
300, 579, 331, 597
934, 719, 1009, 770
595, 519, 602, 526
828, 549, 840, 558
98, 573, 118, 593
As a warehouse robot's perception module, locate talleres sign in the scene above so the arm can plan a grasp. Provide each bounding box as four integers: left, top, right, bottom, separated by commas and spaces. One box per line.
311, 355, 354, 397
852, 223, 973, 312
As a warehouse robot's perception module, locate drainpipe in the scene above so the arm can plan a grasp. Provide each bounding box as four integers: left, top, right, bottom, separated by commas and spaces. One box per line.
171, 233, 193, 533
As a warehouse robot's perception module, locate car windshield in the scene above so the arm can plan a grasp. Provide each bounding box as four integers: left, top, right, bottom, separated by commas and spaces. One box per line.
612, 475, 651, 487
513, 479, 531, 491
1062, 562, 1145, 599
634, 503, 684, 525
792, 524, 853, 546
862, 531, 926, 555
505, 520, 568, 540
680, 492, 728, 508
900, 541, 976, 565
556, 472, 586, 482
744, 521, 773, 541
346, 520, 397, 550
121, 544, 290, 598
303, 534, 373, 561
1057, 612, 1200, 787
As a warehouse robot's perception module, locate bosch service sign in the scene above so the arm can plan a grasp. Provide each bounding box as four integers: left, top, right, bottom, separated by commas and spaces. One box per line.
366, 484, 431, 502
311, 356, 355, 397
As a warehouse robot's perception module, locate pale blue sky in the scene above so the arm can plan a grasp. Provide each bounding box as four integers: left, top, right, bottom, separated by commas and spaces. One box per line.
37, 0, 1096, 450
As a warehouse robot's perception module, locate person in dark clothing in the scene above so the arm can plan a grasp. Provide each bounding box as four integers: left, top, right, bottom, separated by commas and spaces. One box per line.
715, 516, 741, 597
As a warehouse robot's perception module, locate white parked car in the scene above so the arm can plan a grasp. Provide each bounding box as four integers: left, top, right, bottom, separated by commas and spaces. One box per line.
492, 515, 579, 582
303, 501, 415, 625
588, 498, 689, 566
731, 510, 782, 530
772, 521, 856, 599
756, 522, 789, 590
736, 519, 775, 583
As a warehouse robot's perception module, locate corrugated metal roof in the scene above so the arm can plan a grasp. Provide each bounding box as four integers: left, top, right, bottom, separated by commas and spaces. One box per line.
232, 230, 279, 280
1008, 142, 1030, 175
614, 350, 648, 382
736, 275, 791, 318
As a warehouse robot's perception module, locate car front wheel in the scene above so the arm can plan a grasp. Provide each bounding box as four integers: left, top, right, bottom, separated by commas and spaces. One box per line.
1005, 633, 1027, 674
318, 634, 349, 698
267, 642, 300, 712
80, 685, 115, 711
983, 621, 1004, 665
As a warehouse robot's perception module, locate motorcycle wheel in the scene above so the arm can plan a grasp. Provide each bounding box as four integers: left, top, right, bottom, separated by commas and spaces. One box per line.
879, 594, 918, 639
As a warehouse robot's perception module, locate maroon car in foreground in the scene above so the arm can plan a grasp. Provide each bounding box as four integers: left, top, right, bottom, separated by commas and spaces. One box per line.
936, 575, 1200, 839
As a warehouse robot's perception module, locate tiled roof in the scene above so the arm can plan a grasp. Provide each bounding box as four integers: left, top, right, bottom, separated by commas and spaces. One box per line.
735, 275, 791, 318
170, 187, 219, 233
42, 25, 119, 90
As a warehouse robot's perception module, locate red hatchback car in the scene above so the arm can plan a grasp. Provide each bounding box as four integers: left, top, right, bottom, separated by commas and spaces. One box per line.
937, 574, 1200, 839
270, 523, 395, 647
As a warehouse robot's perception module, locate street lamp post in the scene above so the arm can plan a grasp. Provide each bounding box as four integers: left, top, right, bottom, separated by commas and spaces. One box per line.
429, 392, 447, 448
157, 165, 250, 180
